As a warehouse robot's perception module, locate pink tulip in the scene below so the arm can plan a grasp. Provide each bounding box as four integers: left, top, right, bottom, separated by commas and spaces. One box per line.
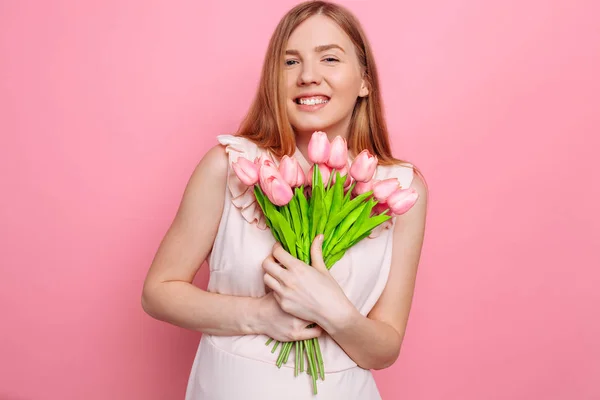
327, 136, 348, 169
265, 177, 294, 206
387, 187, 419, 215
373, 178, 401, 203
259, 164, 281, 192
349, 150, 378, 182
259, 164, 293, 205
308, 131, 331, 164
353, 179, 377, 195
232, 157, 260, 186
307, 164, 331, 186
279, 155, 304, 188
255, 153, 275, 168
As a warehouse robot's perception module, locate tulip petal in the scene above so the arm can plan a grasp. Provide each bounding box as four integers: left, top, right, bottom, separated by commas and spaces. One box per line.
308, 131, 331, 164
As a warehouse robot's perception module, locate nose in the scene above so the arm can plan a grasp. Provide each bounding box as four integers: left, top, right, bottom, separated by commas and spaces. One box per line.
297, 61, 322, 86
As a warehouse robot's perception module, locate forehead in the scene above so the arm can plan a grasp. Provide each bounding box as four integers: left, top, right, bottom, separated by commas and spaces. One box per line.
286, 15, 354, 53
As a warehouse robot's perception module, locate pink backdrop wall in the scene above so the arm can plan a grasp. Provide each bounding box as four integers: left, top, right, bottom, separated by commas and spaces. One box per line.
1, 0, 598, 399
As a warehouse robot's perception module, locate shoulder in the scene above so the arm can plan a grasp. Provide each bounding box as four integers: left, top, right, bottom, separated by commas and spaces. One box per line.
192, 143, 229, 183
183, 141, 230, 201
190, 134, 259, 184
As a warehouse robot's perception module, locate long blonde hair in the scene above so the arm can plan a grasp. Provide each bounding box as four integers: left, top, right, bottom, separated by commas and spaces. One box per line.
235, 1, 421, 177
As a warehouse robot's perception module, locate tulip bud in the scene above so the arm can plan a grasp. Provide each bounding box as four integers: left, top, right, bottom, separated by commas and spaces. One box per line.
373, 178, 401, 203
259, 164, 282, 193
232, 157, 260, 186
308, 131, 331, 164
349, 150, 378, 182
353, 179, 376, 196
255, 153, 275, 168
327, 136, 348, 169
387, 187, 419, 215
266, 177, 294, 206
279, 155, 302, 188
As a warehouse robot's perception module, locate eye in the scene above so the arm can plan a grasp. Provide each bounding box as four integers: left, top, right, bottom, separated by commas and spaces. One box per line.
324, 57, 339, 63
285, 59, 298, 66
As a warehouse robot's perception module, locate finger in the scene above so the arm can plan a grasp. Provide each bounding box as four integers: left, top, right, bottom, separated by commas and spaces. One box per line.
310, 234, 328, 273
263, 273, 283, 294
272, 242, 297, 271
262, 256, 287, 282
295, 325, 323, 341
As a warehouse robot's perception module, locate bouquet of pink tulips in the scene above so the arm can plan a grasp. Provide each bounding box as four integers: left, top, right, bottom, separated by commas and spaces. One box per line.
231, 131, 418, 394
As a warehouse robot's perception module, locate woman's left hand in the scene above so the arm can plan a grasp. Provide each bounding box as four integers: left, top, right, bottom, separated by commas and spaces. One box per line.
262, 234, 356, 332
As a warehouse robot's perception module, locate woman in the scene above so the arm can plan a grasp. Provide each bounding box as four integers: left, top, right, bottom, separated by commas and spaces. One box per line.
141, 1, 428, 399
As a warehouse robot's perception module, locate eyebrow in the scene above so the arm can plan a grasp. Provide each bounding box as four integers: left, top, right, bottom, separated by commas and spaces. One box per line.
285, 44, 346, 56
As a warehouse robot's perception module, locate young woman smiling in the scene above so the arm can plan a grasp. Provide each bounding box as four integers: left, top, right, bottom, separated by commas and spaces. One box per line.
142, 2, 428, 399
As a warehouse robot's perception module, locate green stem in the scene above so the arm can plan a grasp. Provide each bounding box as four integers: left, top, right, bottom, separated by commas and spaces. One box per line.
315, 337, 325, 380
283, 342, 293, 364
299, 340, 304, 372
294, 341, 299, 377
306, 339, 317, 377
276, 342, 286, 366
271, 340, 280, 353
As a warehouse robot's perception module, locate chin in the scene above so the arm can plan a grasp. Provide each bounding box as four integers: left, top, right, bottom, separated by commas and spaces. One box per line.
289, 118, 334, 134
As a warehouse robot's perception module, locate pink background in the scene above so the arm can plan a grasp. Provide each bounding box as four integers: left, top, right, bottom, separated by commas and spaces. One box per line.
1, 0, 598, 399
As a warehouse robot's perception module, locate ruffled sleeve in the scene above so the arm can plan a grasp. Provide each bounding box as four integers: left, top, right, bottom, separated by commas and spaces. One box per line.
217, 134, 268, 230
368, 162, 415, 238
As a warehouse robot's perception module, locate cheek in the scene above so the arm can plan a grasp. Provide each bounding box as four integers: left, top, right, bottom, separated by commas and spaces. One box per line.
329, 72, 361, 97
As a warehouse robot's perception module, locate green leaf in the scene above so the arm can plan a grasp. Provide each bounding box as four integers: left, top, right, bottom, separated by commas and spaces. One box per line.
254, 186, 281, 243
310, 185, 324, 240
348, 230, 373, 248
323, 191, 372, 241
324, 249, 346, 269
323, 201, 367, 257
314, 164, 323, 190
318, 185, 335, 235
342, 182, 356, 206
331, 172, 345, 217
273, 210, 297, 257
329, 199, 376, 255
350, 213, 392, 244
296, 190, 311, 262
288, 193, 302, 235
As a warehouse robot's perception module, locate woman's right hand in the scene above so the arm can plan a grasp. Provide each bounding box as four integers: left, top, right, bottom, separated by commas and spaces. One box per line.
255, 292, 323, 342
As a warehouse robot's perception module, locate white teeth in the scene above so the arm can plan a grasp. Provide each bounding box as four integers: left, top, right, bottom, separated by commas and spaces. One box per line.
298, 97, 329, 105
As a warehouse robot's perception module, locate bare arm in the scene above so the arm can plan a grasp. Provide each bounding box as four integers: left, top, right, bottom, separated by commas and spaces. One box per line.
323, 171, 429, 369
141, 144, 322, 341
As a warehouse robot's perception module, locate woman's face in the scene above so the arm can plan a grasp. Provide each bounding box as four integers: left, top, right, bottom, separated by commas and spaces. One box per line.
284, 15, 369, 142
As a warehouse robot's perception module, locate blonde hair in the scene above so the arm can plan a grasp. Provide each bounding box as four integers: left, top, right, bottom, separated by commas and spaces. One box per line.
235, 0, 422, 178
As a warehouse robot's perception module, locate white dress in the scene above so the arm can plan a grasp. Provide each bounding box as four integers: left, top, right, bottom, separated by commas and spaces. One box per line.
184, 135, 415, 399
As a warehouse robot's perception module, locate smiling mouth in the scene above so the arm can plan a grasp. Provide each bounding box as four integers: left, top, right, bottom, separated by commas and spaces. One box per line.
294, 96, 331, 105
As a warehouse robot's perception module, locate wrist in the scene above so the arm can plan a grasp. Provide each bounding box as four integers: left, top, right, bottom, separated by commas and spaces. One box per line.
241, 296, 264, 335
321, 301, 360, 336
